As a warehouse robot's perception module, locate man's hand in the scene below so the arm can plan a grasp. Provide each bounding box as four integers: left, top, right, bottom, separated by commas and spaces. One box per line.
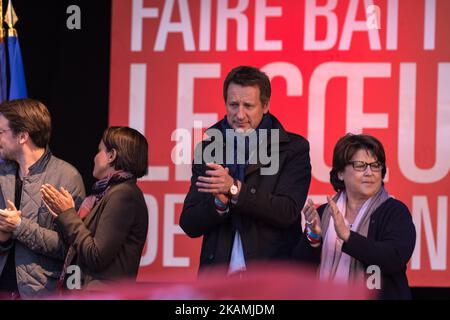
196, 163, 235, 197
0, 200, 22, 233
41, 184, 75, 217
327, 196, 350, 242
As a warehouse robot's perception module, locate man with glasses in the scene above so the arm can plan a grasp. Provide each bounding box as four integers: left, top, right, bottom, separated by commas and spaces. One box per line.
0, 98, 85, 299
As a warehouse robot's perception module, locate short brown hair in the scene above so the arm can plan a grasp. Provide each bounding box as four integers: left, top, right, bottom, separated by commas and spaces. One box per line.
102, 126, 148, 178
223, 66, 271, 106
0, 98, 52, 148
330, 133, 387, 192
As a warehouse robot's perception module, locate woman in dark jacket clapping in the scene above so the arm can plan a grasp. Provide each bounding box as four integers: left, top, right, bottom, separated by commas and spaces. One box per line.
41, 126, 149, 291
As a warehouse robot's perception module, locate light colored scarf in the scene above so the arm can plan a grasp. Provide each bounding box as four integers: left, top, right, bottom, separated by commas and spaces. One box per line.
319, 187, 390, 283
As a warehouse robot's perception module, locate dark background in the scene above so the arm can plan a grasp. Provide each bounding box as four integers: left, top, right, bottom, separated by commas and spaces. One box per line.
10, 0, 449, 299
13, 0, 110, 189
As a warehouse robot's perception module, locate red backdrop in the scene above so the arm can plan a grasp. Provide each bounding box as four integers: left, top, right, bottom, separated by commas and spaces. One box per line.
109, 0, 450, 287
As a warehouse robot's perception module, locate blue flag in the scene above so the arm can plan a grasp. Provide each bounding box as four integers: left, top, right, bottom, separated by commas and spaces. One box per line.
0, 40, 7, 102
7, 34, 27, 100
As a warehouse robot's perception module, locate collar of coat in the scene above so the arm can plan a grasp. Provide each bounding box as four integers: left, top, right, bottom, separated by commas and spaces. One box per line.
203, 113, 291, 177
206, 113, 290, 144
0, 147, 53, 176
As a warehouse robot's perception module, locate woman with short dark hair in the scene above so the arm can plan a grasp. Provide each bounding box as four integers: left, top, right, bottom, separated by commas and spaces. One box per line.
40, 126, 149, 291
293, 133, 416, 299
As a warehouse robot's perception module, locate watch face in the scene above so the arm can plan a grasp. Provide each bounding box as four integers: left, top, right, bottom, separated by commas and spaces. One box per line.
230, 185, 238, 195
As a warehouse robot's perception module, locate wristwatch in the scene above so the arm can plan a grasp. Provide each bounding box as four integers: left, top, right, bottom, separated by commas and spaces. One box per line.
229, 179, 239, 197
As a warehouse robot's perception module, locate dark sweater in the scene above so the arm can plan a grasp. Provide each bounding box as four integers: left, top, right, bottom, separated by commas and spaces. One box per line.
292, 198, 416, 300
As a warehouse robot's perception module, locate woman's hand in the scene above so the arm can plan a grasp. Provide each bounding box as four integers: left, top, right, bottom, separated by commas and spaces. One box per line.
41, 184, 75, 217
327, 196, 350, 242
303, 199, 322, 235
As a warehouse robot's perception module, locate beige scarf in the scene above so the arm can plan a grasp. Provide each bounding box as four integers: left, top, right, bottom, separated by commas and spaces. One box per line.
319, 187, 390, 283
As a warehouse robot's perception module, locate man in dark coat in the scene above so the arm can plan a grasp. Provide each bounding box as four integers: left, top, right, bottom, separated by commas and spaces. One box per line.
180, 66, 311, 276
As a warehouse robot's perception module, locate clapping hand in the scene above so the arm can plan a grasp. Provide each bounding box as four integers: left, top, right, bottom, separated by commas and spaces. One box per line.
41, 184, 75, 217
302, 199, 322, 235
196, 163, 235, 205
0, 200, 22, 235
327, 196, 350, 242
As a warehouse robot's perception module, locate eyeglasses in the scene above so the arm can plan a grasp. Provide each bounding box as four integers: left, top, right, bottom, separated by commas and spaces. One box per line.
348, 160, 383, 172
0, 128, 11, 135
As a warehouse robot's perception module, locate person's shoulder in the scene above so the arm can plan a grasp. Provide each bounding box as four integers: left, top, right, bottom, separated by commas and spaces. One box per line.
106, 181, 147, 210
0, 160, 16, 175
374, 197, 412, 222
286, 131, 309, 146
285, 132, 310, 153
48, 155, 82, 178
196, 138, 214, 150
192, 139, 217, 168
108, 180, 142, 198
195, 127, 223, 149
381, 197, 410, 213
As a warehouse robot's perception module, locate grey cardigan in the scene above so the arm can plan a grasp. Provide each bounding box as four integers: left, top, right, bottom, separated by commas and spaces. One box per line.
0, 149, 85, 298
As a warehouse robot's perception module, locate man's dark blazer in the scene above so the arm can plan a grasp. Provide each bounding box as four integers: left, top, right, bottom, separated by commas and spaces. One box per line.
56, 180, 148, 289
180, 114, 311, 274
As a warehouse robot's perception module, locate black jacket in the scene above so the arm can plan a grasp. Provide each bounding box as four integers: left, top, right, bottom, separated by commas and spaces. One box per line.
292, 198, 416, 300
180, 114, 311, 274
56, 180, 148, 289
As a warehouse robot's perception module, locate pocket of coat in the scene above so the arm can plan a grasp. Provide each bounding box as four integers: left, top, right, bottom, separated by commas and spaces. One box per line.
28, 262, 62, 289
37, 205, 54, 228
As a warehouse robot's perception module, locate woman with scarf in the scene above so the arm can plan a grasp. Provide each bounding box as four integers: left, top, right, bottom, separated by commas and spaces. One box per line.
293, 133, 416, 299
40, 126, 148, 291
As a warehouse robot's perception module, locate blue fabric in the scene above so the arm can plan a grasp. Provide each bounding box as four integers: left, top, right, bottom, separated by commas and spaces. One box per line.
7, 35, 27, 100
0, 42, 7, 102
220, 113, 273, 180
220, 113, 273, 232
0, 42, 5, 162
228, 232, 247, 274
220, 113, 273, 274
